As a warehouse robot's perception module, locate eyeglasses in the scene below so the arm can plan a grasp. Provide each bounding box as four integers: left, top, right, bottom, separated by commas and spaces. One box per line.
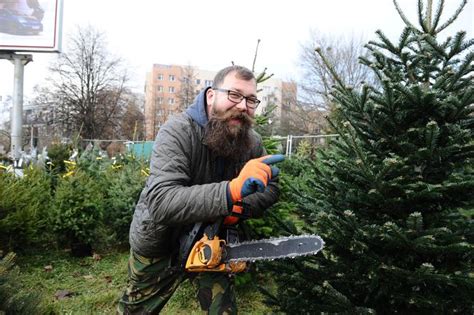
214, 88, 261, 109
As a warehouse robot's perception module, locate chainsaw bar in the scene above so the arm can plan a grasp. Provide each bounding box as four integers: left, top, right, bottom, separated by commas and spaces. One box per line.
225, 235, 324, 262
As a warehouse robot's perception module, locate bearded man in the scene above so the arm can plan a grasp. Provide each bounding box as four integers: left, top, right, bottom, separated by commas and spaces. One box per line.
118, 65, 284, 314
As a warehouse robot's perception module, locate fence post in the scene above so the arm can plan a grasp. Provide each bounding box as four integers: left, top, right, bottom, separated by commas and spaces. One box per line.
286, 135, 293, 157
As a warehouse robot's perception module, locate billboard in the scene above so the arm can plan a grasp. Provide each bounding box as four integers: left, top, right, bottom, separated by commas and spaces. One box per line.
0, 0, 63, 52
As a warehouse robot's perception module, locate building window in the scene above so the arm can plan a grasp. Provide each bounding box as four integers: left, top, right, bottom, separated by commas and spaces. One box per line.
196, 79, 201, 84
158, 74, 163, 80
157, 85, 163, 92
168, 98, 175, 105
169, 86, 175, 93
204, 80, 213, 87
169, 75, 175, 81
157, 97, 163, 104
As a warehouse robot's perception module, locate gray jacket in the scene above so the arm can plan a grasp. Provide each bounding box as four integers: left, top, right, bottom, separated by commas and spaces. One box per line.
129, 87, 279, 257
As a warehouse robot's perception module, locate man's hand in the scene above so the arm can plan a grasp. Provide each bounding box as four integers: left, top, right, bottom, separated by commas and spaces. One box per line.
228, 154, 285, 203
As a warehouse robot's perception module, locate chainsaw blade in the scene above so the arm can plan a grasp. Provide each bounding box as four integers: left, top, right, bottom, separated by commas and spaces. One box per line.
225, 235, 324, 262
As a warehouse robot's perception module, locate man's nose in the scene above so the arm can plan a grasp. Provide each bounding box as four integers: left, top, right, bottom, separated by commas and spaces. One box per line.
235, 98, 247, 111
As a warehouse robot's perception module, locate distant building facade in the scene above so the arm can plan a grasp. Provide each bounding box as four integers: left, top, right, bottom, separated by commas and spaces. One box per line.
144, 64, 297, 140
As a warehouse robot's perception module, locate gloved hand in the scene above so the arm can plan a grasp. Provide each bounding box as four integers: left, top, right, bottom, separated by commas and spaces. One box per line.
228, 154, 285, 203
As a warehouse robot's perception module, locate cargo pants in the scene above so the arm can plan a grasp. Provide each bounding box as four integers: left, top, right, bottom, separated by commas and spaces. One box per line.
117, 250, 237, 315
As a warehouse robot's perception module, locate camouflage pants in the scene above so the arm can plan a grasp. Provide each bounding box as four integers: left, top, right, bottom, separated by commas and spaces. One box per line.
117, 250, 237, 315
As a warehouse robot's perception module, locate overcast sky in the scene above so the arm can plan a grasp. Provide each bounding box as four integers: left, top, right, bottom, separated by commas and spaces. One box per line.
0, 0, 472, 99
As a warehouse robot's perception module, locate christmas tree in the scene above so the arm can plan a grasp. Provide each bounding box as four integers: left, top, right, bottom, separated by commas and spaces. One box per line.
263, 0, 473, 313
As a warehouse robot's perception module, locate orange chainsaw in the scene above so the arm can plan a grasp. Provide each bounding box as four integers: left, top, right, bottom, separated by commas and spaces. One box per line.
179, 218, 324, 273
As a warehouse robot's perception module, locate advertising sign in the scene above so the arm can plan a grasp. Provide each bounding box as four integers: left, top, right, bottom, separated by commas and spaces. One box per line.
0, 0, 63, 52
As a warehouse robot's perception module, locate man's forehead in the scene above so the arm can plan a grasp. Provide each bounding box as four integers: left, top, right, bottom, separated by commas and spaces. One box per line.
222, 73, 257, 92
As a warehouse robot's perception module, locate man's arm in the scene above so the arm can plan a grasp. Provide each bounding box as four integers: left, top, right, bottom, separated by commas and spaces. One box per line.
145, 116, 230, 226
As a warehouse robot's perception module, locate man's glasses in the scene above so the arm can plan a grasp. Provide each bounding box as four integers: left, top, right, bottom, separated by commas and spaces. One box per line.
214, 88, 261, 109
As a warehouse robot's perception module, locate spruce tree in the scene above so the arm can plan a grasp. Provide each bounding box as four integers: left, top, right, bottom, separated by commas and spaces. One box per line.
263, 1, 473, 313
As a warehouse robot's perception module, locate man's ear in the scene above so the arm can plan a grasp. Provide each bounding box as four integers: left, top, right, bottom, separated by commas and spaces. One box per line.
206, 88, 215, 104
206, 88, 215, 115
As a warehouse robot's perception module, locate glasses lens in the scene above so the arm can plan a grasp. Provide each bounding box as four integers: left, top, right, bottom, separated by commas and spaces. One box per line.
227, 91, 243, 103
247, 98, 258, 106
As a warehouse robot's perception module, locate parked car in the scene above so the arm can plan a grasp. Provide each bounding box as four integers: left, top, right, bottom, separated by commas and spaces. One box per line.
0, 8, 43, 35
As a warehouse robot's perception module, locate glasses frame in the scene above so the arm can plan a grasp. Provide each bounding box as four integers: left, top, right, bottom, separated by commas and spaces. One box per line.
213, 88, 261, 109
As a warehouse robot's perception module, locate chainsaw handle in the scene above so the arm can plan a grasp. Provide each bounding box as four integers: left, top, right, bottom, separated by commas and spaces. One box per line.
203, 217, 223, 240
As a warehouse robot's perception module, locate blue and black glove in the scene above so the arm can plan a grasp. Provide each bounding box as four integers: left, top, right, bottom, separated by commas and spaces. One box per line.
228, 154, 285, 203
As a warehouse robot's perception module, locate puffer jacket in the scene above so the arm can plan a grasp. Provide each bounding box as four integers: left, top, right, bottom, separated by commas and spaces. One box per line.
129, 87, 279, 258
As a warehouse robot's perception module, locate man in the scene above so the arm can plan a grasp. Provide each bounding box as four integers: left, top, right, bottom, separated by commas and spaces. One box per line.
118, 65, 284, 314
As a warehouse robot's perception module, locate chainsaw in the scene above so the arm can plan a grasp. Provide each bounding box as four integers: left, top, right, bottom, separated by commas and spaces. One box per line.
178, 215, 324, 273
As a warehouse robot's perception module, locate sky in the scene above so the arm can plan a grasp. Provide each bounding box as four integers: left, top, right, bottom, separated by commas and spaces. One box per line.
0, 0, 472, 99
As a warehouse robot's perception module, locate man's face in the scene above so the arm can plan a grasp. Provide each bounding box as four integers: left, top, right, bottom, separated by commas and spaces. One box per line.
206, 72, 257, 133
204, 71, 257, 160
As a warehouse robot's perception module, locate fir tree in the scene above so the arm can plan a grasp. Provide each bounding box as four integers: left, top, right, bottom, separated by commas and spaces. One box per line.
263, 1, 473, 313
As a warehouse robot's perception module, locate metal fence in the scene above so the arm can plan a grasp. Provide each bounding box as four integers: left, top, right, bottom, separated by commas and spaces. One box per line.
1, 133, 340, 164
273, 134, 339, 157
81, 134, 340, 158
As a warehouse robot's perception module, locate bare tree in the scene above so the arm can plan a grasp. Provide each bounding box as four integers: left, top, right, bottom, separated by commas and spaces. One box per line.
299, 30, 376, 111
121, 92, 145, 141
34, 25, 130, 140
276, 30, 378, 135
177, 65, 198, 111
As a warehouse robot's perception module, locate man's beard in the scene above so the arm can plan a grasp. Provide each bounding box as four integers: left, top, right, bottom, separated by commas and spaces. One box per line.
204, 108, 254, 161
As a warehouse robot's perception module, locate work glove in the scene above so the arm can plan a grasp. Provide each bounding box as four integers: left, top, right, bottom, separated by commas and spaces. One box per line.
228, 154, 285, 204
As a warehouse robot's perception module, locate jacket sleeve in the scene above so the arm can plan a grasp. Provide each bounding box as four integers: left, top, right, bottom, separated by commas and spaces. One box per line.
145, 116, 230, 226
239, 133, 281, 218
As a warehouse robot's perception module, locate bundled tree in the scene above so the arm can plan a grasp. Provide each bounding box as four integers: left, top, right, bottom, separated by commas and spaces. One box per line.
263, 0, 473, 313
50, 170, 104, 256
102, 156, 147, 247
0, 167, 53, 251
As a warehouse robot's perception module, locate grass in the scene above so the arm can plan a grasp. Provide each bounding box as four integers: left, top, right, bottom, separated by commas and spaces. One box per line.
13, 249, 274, 314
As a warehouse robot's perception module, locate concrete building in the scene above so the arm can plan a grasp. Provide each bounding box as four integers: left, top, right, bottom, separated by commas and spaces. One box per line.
144, 64, 296, 140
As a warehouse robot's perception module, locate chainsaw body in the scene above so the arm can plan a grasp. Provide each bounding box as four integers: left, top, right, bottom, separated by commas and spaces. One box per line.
185, 234, 247, 273
179, 209, 324, 273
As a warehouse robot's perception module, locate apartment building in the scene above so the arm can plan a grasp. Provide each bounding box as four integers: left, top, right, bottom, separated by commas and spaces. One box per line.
144, 64, 296, 140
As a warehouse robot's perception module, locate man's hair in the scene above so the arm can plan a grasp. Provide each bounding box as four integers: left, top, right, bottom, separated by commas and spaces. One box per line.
212, 65, 255, 89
